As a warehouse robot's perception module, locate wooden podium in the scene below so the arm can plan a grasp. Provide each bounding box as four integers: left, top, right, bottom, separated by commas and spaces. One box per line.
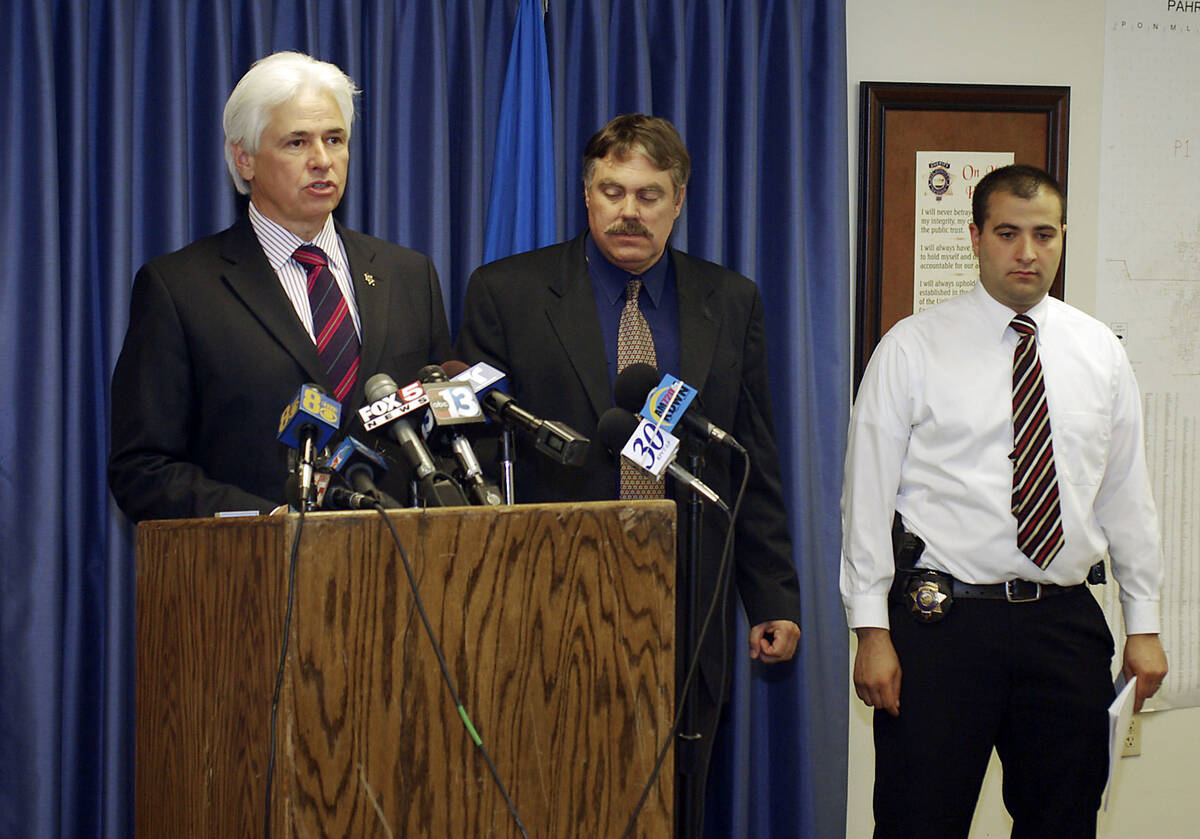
136, 501, 675, 838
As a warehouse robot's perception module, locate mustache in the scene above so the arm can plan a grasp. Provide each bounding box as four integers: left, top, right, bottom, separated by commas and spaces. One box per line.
605, 220, 652, 238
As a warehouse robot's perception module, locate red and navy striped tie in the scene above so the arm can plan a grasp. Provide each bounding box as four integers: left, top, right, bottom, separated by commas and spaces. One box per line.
1009, 314, 1064, 568
293, 244, 360, 402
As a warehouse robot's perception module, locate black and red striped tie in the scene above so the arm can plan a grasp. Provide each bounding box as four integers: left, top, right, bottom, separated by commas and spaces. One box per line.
1009, 314, 1064, 568
293, 244, 360, 402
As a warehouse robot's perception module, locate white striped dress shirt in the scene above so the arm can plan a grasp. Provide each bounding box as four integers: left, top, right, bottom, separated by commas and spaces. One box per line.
247, 203, 362, 340
841, 283, 1162, 634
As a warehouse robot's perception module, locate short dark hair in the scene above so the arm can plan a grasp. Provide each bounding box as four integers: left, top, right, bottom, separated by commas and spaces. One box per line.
582, 114, 691, 200
972, 164, 1066, 227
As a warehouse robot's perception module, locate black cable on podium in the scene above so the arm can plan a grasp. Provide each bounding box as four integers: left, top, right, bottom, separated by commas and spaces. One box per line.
619, 446, 751, 839
261, 501, 529, 839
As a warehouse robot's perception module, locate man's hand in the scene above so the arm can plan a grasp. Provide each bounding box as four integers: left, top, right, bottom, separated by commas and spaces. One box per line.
749, 620, 801, 663
853, 627, 901, 717
1123, 633, 1168, 712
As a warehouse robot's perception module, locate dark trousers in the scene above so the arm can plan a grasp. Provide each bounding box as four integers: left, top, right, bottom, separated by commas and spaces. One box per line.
873, 587, 1115, 839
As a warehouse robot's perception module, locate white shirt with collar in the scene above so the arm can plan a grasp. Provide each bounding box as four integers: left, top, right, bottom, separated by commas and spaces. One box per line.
248, 202, 362, 340
841, 282, 1162, 634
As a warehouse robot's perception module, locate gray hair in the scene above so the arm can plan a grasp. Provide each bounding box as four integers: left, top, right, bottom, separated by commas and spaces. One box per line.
222, 52, 360, 195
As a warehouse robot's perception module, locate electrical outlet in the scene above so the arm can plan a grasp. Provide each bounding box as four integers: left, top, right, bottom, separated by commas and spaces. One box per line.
1121, 714, 1141, 757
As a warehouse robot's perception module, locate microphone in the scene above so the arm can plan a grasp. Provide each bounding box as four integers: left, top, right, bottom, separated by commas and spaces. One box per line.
441, 359, 471, 378
417, 365, 502, 506
277, 383, 341, 510
596, 407, 728, 513
363, 373, 469, 507
444, 359, 507, 406
286, 471, 377, 511
363, 374, 437, 478
612, 363, 744, 451
479, 390, 591, 467
445, 360, 516, 503
323, 484, 379, 510
327, 436, 401, 507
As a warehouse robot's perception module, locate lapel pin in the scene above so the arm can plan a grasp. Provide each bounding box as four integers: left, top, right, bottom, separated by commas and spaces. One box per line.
363, 273, 376, 286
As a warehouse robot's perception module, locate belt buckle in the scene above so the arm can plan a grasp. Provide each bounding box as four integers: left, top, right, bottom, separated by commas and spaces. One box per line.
1005, 579, 1040, 602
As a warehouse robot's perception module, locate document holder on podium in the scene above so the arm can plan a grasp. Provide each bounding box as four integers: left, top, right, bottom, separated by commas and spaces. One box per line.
135, 500, 675, 838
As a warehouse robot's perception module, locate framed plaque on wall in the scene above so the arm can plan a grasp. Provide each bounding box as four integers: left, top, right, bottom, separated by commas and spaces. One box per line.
855, 82, 1069, 386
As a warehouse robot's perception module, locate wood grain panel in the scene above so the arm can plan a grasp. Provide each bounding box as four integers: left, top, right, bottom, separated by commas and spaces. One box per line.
136, 502, 675, 838
137, 516, 291, 837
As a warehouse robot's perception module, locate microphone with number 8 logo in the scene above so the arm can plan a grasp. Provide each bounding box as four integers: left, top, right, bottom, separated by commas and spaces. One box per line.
277, 383, 341, 510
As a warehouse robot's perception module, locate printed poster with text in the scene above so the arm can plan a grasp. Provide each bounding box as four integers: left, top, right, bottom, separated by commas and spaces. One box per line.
1094, 1, 1200, 710
913, 151, 1014, 313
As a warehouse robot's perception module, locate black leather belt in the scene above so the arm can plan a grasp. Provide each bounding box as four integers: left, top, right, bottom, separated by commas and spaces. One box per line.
888, 572, 1084, 605
950, 579, 1083, 603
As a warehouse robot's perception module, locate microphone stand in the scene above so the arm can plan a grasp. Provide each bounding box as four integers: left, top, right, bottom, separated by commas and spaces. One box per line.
499, 427, 516, 504
676, 446, 704, 837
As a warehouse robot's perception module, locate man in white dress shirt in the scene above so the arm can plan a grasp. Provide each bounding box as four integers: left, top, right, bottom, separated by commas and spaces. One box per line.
841, 164, 1168, 838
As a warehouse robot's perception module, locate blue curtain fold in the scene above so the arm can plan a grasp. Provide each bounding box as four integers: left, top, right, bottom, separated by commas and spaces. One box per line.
0, 2, 849, 837
482, 0, 557, 263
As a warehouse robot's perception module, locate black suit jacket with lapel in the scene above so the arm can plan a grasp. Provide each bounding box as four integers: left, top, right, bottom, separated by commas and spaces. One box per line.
455, 232, 802, 697
109, 214, 452, 522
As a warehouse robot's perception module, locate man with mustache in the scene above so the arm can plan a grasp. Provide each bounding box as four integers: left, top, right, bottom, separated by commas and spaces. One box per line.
842, 164, 1167, 837
109, 52, 451, 521
456, 113, 802, 837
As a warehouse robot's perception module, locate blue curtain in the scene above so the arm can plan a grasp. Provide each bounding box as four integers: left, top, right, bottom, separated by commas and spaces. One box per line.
483, 0, 557, 262
0, 2, 849, 838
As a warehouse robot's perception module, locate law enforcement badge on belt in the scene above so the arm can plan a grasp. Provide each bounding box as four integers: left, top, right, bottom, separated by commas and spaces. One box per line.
903, 570, 954, 623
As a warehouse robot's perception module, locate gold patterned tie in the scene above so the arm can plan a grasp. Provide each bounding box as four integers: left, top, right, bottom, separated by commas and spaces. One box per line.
617, 277, 664, 499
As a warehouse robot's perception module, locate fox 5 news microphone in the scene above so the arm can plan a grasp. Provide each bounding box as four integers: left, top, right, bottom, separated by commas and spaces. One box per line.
277, 383, 341, 510
362, 373, 469, 507
596, 407, 729, 513
417, 364, 503, 506
612, 363, 744, 452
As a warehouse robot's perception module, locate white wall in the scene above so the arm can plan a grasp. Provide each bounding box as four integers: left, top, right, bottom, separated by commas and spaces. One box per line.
844, 1, 1200, 836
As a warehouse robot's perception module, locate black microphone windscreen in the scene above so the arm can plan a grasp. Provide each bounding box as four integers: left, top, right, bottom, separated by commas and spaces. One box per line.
284, 473, 303, 510
418, 364, 447, 383
612, 363, 661, 413
596, 408, 640, 454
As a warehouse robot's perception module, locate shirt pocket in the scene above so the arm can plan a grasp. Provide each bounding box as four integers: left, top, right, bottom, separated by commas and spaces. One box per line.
1053, 411, 1109, 486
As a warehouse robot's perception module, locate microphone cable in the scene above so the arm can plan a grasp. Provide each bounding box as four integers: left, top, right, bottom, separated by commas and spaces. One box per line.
261, 498, 528, 839
369, 501, 530, 839
264, 504, 308, 839
619, 445, 751, 839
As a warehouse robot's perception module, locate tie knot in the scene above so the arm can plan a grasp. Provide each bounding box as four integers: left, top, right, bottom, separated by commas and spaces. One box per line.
1010, 314, 1036, 338
625, 276, 643, 302
294, 244, 329, 268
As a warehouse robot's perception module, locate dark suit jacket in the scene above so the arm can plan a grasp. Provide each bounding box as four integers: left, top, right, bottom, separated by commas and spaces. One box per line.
455, 232, 801, 698
109, 215, 452, 522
